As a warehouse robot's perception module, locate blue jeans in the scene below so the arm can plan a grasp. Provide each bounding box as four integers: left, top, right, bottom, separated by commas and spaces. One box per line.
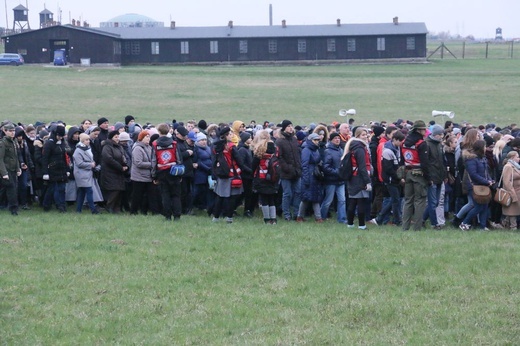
43, 181, 66, 210
17, 169, 29, 206
281, 178, 301, 219
456, 198, 474, 220
376, 184, 402, 225
423, 183, 442, 226
462, 193, 487, 229
76, 186, 96, 213
320, 183, 346, 223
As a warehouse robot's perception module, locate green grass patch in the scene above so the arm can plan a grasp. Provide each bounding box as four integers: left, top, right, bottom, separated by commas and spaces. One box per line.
2, 211, 520, 344
1, 59, 520, 127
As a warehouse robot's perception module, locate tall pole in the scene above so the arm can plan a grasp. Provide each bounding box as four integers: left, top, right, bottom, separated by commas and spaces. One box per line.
5, 0, 9, 33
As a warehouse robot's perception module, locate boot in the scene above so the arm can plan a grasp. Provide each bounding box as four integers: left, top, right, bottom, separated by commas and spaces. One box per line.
451, 216, 461, 228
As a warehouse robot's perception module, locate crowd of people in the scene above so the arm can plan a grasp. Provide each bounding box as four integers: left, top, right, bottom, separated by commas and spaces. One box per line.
1, 115, 519, 231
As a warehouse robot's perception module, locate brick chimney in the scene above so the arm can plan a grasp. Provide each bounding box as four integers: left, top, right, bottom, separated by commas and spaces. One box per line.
228, 20, 233, 28
170, 21, 175, 29
393, 17, 399, 25
337, 19, 341, 27
282, 19, 286, 28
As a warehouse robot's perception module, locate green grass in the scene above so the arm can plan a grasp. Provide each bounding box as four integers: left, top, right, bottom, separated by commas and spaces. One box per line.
2, 210, 520, 344
1, 59, 520, 127
2, 60, 520, 344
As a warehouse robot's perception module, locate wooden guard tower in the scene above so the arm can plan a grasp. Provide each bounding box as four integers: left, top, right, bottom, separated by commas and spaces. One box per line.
13, 4, 31, 31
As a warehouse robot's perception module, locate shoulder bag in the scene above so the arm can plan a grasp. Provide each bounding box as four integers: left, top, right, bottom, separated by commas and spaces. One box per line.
494, 169, 513, 207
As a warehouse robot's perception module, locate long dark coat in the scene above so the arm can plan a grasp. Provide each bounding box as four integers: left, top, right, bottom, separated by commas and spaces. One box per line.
100, 139, 128, 191
300, 139, 323, 203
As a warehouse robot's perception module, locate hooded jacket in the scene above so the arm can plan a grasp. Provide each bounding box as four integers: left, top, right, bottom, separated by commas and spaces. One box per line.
423, 135, 447, 184
275, 131, 302, 180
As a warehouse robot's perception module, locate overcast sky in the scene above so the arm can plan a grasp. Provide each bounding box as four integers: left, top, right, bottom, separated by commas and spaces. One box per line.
3, 0, 518, 39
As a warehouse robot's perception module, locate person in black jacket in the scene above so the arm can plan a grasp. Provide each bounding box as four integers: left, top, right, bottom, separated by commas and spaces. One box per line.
275, 120, 302, 221
320, 133, 346, 223
42, 125, 70, 212
237, 131, 255, 217
176, 126, 195, 214
369, 131, 405, 226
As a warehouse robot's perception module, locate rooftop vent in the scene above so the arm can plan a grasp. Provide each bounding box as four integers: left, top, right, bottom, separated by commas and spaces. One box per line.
170, 21, 175, 29
282, 19, 286, 28
228, 20, 233, 28
337, 19, 341, 26
393, 16, 399, 25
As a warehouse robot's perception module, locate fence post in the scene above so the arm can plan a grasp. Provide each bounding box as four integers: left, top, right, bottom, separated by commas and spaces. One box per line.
462, 41, 466, 59
441, 42, 444, 59
512, 41, 514, 59
485, 42, 489, 59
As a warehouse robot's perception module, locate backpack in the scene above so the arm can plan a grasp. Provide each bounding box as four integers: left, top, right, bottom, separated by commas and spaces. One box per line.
265, 155, 281, 182
339, 151, 356, 181
213, 150, 231, 178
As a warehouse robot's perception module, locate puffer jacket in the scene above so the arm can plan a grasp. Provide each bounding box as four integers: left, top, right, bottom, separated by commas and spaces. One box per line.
131, 141, 154, 183
322, 142, 344, 185
41, 136, 69, 182
300, 139, 323, 203
463, 150, 491, 192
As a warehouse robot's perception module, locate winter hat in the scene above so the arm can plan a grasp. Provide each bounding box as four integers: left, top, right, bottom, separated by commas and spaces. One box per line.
176, 126, 189, 137
196, 132, 207, 141
2, 123, 15, 131
39, 129, 49, 138
240, 132, 251, 143
372, 126, 385, 138
124, 115, 135, 125
197, 119, 208, 130
431, 124, 444, 136
119, 132, 131, 142
296, 130, 306, 141
281, 120, 292, 132
329, 132, 341, 141
452, 128, 461, 136
114, 122, 125, 132
187, 131, 198, 142
138, 130, 150, 142
308, 133, 321, 141
97, 117, 109, 126
79, 133, 90, 142
218, 126, 231, 138
55, 126, 66, 137
483, 135, 495, 147
412, 120, 427, 131
108, 130, 119, 140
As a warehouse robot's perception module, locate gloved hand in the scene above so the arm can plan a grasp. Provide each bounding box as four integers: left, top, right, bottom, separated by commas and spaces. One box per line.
365, 183, 372, 192
67, 172, 70, 177
43, 174, 50, 180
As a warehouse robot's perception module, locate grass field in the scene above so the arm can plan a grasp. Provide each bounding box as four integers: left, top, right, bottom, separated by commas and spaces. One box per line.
1, 59, 520, 128
2, 60, 520, 344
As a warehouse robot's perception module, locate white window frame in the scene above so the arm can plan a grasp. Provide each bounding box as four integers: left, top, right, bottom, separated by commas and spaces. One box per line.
151, 42, 160, 55
347, 38, 356, 52
298, 39, 307, 53
239, 40, 248, 54
268, 39, 277, 54
210, 41, 219, 54
327, 39, 336, 52
377, 37, 386, 51
181, 41, 189, 55
406, 37, 416, 50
